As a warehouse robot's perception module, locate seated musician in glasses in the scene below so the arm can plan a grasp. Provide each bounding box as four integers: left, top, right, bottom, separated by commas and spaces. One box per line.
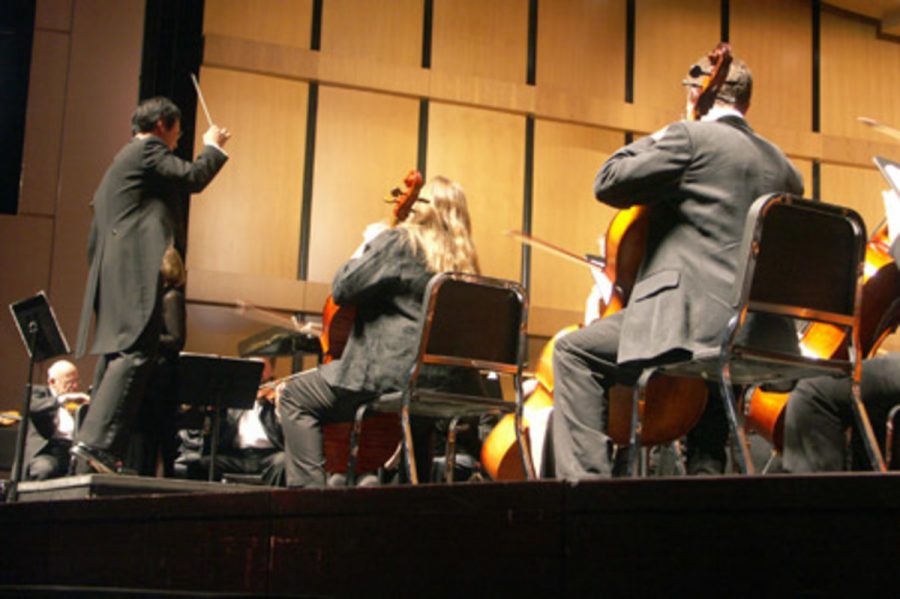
276, 176, 481, 488
24, 360, 89, 480
551, 47, 804, 479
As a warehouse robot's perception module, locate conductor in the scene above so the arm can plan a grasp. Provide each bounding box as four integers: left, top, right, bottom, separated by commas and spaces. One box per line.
72, 96, 230, 473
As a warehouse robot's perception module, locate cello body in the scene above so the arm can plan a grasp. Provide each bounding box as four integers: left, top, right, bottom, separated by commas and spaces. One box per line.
600, 208, 710, 446
480, 327, 569, 481
481, 208, 707, 480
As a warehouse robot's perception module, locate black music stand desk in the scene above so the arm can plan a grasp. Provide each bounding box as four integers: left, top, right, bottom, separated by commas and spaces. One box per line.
6, 291, 70, 502
177, 353, 263, 482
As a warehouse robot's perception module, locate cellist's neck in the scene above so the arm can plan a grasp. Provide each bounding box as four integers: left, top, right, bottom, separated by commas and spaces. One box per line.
684, 102, 744, 123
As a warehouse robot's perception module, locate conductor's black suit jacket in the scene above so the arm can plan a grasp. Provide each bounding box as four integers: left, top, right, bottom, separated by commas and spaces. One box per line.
594, 115, 804, 365
76, 137, 227, 356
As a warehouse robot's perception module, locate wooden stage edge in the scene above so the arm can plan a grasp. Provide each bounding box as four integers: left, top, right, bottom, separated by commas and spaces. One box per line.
1, 473, 899, 596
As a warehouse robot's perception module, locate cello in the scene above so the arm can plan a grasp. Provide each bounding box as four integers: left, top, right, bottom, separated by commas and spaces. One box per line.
482, 43, 734, 480
320, 170, 425, 475
320, 170, 424, 363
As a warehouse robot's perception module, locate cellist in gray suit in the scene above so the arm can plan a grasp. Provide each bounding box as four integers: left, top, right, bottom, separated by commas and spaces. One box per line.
72, 97, 230, 473
552, 49, 804, 480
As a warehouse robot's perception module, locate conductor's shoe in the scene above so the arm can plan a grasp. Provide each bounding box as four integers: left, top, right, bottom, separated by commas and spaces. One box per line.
71, 442, 119, 474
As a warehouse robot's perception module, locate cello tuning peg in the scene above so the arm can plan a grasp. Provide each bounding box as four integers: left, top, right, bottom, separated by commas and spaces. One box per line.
384, 186, 403, 204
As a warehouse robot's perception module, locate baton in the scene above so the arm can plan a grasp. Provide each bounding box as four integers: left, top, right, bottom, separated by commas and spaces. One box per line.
191, 73, 214, 127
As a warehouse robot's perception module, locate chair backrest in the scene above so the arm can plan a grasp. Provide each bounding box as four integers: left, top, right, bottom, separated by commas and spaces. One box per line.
734, 193, 866, 328
413, 272, 528, 376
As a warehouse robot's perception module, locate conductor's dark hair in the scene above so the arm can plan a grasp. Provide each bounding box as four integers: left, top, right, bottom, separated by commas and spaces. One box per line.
131, 97, 182, 134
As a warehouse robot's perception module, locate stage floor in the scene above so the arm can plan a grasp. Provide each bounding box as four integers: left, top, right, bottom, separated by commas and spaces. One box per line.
1, 472, 898, 596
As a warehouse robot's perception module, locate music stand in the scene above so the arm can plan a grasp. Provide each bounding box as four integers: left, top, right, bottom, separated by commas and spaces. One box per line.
6, 292, 70, 502
177, 353, 262, 481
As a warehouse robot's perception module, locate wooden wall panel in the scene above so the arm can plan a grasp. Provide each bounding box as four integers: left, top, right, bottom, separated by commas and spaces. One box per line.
792, 158, 815, 198
535, 0, 626, 101
320, 0, 422, 66
186, 1, 900, 346
531, 121, 622, 317
821, 9, 900, 140
634, 0, 720, 122
306, 86, 419, 283
186, 67, 307, 280
204, 0, 312, 47
19, 30, 69, 217
47, 0, 145, 381
821, 163, 887, 238
0, 216, 54, 411
730, 0, 812, 134
821, 164, 900, 353
431, 0, 529, 83
426, 102, 525, 282
36, 0, 73, 31
185, 304, 268, 357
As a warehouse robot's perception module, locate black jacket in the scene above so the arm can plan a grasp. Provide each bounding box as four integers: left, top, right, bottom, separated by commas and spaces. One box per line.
23, 385, 61, 466
76, 137, 227, 356
320, 228, 434, 394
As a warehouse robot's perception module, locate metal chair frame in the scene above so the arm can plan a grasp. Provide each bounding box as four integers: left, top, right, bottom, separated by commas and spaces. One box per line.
346, 272, 534, 484
628, 193, 886, 475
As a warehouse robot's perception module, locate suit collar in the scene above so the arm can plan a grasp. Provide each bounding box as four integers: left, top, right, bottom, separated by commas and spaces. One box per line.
715, 114, 753, 134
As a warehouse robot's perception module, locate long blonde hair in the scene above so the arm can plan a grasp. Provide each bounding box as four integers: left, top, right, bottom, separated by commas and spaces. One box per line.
398, 176, 480, 275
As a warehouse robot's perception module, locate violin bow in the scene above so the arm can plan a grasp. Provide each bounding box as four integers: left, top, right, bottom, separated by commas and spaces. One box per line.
234, 300, 323, 337
858, 117, 900, 142
505, 230, 603, 270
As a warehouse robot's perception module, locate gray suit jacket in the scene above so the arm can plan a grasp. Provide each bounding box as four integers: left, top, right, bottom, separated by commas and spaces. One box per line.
76, 136, 227, 356
594, 115, 804, 365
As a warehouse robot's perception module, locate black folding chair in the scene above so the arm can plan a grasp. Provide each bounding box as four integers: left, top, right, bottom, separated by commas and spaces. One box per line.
627, 193, 886, 475
346, 272, 533, 484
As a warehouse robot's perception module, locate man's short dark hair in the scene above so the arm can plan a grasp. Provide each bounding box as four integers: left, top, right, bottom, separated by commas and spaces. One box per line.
131, 97, 182, 134
684, 56, 753, 110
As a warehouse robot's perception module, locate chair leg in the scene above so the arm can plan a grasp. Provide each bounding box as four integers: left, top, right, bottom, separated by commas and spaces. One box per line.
346, 402, 370, 487
849, 377, 886, 472
400, 403, 419, 485
651, 441, 684, 476
445, 416, 461, 484
671, 440, 686, 476
761, 449, 779, 474
627, 369, 654, 477
717, 375, 754, 475
515, 401, 537, 481
886, 405, 900, 469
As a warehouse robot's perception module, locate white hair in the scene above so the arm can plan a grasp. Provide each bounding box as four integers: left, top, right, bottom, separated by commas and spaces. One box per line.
48, 359, 76, 381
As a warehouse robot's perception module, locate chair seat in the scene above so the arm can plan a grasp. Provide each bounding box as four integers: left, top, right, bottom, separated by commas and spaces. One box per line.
370, 390, 516, 420
658, 345, 853, 385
